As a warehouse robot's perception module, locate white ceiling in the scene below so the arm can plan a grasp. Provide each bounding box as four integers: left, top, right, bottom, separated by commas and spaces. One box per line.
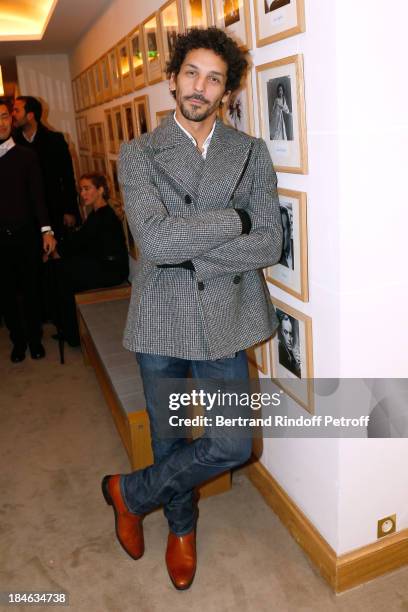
0, 0, 112, 56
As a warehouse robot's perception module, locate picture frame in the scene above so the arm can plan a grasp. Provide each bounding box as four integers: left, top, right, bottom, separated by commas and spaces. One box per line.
100, 55, 112, 102
76, 116, 89, 151
269, 297, 314, 413
79, 154, 91, 174
91, 62, 103, 105
117, 37, 133, 95
133, 95, 151, 135
72, 79, 80, 113
256, 54, 308, 174
76, 77, 84, 111
80, 72, 90, 109
112, 106, 125, 153
247, 341, 269, 376
89, 123, 97, 156
109, 159, 121, 201
108, 46, 121, 98
181, 0, 211, 29
122, 103, 137, 141
254, 0, 305, 47
159, 0, 183, 67
128, 26, 146, 90
265, 189, 308, 301
87, 68, 96, 107
222, 71, 254, 135
155, 108, 174, 127
104, 109, 116, 154
142, 13, 163, 85
212, 0, 252, 50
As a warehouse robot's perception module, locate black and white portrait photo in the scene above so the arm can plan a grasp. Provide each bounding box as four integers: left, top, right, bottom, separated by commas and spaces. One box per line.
279, 203, 294, 270
264, 0, 290, 13
223, 0, 240, 27
267, 76, 293, 141
276, 309, 301, 378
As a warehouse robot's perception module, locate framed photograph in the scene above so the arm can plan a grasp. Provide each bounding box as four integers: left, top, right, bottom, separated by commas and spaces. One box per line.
76, 77, 84, 111
212, 0, 252, 49
91, 62, 103, 105
109, 159, 121, 201
93, 156, 107, 176
117, 38, 132, 94
96, 123, 105, 156
72, 79, 79, 112
76, 116, 89, 151
123, 103, 137, 141
104, 109, 116, 154
269, 298, 314, 413
100, 55, 112, 102
89, 124, 97, 156
80, 72, 90, 109
112, 106, 125, 153
254, 0, 305, 47
87, 69, 96, 107
247, 341, 269, 376
80, 154, 91, 174
156, 108, 173, 127
142, 13, 163, 85
181, 0, 211, 29
108, 46, 121, 98
256, 54, 308, 174
222, 72, 254, 135
134, 95, 151, 135
159, 0, 183, 67
265, 189, 308, 301
128, 27, 146, 90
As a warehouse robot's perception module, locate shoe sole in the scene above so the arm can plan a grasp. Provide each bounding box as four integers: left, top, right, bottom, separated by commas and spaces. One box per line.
167, 572, 196, 591
101, 475, 143, 561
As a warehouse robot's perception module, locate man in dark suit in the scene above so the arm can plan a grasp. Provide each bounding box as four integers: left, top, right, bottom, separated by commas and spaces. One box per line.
102, 28, 282, 590
0, 98, 56, 362
12, 96, 79, 239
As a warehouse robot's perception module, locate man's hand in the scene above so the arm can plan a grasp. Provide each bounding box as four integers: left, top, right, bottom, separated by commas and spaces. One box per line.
43, 233, 57, 255
63, 213, 76, 227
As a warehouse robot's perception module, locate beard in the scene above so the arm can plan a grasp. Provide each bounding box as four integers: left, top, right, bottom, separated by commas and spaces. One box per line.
178, 93, 222, 123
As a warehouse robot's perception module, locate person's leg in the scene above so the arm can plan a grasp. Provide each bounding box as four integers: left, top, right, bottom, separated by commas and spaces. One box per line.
0, 236, 26, 351
133, 353, 195, 535
19, 229, 43, 347
121, 351, 252, 531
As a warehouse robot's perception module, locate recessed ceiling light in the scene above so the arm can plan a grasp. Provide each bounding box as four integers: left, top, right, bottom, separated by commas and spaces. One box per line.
0, 0, 59, 41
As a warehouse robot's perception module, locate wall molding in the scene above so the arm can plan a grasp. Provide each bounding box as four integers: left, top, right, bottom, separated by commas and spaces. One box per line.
246, 459, 408, 593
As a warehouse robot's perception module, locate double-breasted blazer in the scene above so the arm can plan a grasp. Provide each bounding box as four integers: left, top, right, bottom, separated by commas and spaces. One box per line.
118, 114, 283, 360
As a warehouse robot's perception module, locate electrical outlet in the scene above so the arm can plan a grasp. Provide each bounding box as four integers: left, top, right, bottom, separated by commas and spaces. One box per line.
377, 514, 396, 538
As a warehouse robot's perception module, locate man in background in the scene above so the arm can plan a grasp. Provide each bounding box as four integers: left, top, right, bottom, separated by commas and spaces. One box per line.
0, 98, 56, 362
12, 96, 79, 239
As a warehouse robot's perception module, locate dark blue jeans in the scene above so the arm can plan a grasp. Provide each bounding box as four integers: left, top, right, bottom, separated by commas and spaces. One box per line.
121, 351, 252, 535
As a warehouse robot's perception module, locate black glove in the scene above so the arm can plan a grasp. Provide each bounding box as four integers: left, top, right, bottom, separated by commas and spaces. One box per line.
235, 209, 251, 235
157, 261, 195, 270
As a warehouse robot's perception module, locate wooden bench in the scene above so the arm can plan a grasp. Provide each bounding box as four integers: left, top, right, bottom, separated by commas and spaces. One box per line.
75, 285, 231, 499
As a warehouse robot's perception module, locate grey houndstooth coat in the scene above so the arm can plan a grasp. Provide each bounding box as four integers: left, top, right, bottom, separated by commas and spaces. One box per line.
118, 114, 283, 360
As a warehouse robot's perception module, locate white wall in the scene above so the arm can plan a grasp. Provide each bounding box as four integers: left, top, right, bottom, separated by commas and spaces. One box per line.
16, 54, 78, 156
68, 0, 408, 556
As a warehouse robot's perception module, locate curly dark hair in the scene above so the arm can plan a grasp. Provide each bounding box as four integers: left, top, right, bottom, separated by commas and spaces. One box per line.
80, 172, 110, 201
166, 28, 248, 97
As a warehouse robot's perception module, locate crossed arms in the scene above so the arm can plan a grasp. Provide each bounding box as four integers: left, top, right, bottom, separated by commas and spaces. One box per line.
118, 137, 282, 281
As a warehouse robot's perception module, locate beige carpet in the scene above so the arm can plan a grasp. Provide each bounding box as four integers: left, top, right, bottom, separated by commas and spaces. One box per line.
0, 324, 407, 612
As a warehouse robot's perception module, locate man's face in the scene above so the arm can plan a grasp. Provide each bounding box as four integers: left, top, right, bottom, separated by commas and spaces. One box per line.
170, 48, 230, 123
0, 105, 12, 140
12, 99, 29, 128
281, 318, 294, 351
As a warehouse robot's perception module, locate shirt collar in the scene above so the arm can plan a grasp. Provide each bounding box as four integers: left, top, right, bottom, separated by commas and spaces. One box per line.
22, 128, 37, 143
0, 136, 16, 158
173, 112, 216, 160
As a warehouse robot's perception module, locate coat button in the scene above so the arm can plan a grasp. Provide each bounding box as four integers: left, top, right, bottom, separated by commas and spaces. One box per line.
197, 281, 204, 291
233, 275, 241, 284
185, 194, 192, 204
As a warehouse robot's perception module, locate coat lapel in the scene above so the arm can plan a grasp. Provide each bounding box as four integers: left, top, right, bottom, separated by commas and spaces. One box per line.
150, 114, 205, 201
196, 119, 253, 212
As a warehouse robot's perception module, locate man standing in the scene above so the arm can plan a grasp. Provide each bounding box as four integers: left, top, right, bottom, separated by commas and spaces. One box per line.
102, 28, 282, 589
0, 99, 56, 362
12, 96, 79, 238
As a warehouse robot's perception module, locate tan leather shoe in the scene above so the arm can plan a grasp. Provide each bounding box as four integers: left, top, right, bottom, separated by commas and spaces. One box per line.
101, 474, 144, 560
165, 530, 196, 590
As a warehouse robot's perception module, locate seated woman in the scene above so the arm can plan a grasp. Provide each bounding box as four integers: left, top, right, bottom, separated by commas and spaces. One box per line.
56, 172, 129, 345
